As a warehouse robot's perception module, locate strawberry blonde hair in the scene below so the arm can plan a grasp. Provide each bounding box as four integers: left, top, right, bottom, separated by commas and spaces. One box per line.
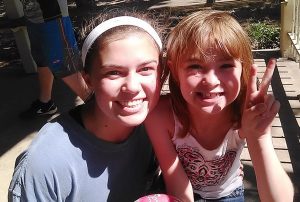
167, 10, 253, 137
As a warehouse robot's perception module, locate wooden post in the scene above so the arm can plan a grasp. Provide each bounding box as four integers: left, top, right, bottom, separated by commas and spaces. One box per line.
280, 0, 294, 58
3, 0, 37, 73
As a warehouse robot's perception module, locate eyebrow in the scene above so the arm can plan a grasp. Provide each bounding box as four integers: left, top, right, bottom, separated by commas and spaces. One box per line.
185, 56, 235, 63
101, 59, 159, 69
183, 58, 201, 63
186, 58, 200, 62
139, 60, 159, 66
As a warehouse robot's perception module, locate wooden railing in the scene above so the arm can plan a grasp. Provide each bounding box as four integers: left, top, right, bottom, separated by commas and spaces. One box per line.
281, 0, 300, 65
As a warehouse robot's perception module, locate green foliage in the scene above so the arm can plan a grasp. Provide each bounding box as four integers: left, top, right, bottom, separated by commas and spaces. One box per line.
247, 21, 280, 49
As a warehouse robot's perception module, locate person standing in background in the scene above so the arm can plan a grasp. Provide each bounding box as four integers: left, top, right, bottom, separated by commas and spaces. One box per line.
19, 0, 90, 119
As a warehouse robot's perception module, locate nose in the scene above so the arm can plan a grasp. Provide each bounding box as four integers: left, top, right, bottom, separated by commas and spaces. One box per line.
121, 73, 141, 94
201, 70, 220, 87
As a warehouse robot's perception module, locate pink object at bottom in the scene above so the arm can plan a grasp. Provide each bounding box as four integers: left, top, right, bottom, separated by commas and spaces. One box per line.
135, 194, 181, 202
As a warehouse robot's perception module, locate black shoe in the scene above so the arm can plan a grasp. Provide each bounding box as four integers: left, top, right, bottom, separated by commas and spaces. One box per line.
19, 99, 58, 119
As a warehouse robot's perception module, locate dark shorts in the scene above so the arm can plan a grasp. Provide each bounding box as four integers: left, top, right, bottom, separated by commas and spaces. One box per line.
27, 16, 82, 78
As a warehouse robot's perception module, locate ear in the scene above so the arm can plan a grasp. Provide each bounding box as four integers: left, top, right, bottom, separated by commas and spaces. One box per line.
81, 71, 94, 91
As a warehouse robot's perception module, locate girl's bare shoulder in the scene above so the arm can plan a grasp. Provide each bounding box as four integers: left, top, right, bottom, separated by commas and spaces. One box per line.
147, 94, 173, 124
145, 94, 174, 137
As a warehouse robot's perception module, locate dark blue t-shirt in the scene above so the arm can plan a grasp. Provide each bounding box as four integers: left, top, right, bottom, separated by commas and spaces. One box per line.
8, 107, 160, 201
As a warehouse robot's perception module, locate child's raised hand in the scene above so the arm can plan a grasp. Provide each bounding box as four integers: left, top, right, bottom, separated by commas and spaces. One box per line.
240, 59, 280, 139
240, 60, 294, 201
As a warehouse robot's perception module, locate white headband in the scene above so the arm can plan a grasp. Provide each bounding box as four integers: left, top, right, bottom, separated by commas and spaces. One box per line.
81, 16, 162, 67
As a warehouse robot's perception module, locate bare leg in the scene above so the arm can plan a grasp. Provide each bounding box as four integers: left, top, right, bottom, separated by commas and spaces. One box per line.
19, 66, 56, 119
37, 67, 54, 103
62, 72, 91, 101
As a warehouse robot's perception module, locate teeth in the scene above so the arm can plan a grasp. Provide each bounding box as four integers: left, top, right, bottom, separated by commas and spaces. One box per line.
201, 92, 221, 98
120, 99, 143, 108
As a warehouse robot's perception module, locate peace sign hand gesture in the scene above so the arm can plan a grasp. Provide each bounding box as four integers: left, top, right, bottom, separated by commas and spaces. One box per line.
240, 59, 280, 139
239, 60, 294, 201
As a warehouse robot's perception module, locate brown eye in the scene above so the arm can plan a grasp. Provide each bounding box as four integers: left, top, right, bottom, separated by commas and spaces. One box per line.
188, 64, 202, 70
141, 67, 150, 72
107, 71, 120, 76
221, 64, 234, 69
139, 66, 156, 76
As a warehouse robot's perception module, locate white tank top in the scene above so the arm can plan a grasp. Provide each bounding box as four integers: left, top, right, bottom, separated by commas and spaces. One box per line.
171, 113, 245, 199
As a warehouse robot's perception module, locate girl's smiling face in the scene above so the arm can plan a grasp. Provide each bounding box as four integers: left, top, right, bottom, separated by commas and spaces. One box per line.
86, 33, 160, 126
177, 50, 242, 115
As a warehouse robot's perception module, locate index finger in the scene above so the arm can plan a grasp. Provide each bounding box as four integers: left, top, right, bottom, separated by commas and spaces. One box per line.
259, 58, 276, 95
246, 64, 258, 98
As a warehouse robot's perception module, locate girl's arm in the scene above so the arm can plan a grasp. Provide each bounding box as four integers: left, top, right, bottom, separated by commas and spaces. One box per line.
246, 130, 294, 202
241, 97, 294, 201
145, 95, 194, 202
240, 59, 294, 201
